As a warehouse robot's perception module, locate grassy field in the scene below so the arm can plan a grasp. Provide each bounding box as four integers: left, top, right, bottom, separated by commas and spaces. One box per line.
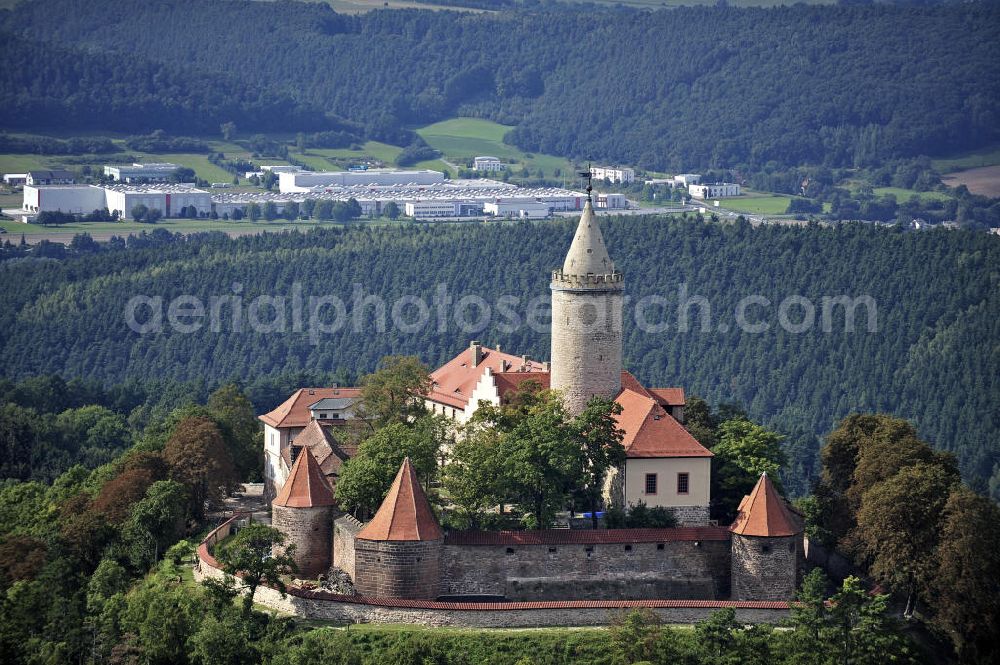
872, 187, 951, 202
932, 146, 1000, 173
717, 194, 794, 215
416, 117, 577, 180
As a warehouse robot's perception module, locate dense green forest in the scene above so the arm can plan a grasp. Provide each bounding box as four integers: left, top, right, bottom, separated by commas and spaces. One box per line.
1, 0, 998, 170
1, 217, 998, 500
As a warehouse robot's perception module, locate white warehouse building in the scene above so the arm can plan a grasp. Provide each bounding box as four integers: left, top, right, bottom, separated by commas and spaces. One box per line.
688, 183, 741, 199
483, 200, 553, 219
473, 156, 505, 172
22, 185, 107, 214
405, 201, 458, 218
279, 169, 445, 193
591, 165, 635, 184
103, 184, 213, 218
103, 163, 181, 183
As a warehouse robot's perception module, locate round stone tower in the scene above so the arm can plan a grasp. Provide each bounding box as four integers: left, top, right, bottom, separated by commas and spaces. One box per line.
729, 472, 803, 601
271, 446, 336, 578
353, 457, 443, 599
550, 196, 624, 415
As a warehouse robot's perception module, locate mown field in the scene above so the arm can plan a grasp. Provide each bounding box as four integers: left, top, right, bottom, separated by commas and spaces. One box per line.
416, 118, 577, 179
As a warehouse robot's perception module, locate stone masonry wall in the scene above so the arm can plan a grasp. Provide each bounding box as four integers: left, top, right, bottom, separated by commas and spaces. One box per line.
731, 534, 798, 601
441, 539, 730, 601
333, 515, 361, 580
670, 505, 711, 526
196, 518, 785, 627
272, 504, 333, 578
550, 286, 624, 415
196, 560, 785, 626
354, 538, 442, 599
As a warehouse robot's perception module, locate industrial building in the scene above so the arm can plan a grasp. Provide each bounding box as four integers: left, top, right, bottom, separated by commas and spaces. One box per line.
472, 156, 505, 172
26, 170, 74, 186
17, 178, 622, 222
3, 173, 27, 186
688, 183, 741, 199
591, 165, 635, 184
671, 174, 701, 187
279, 169, 445, 193
21, 183, 212, 219
103, 184, 212, 219
103, 163, 181, 183
22, 185, 107, 215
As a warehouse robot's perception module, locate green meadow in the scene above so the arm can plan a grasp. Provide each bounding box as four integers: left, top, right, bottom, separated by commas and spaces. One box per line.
417, 118, 577, 178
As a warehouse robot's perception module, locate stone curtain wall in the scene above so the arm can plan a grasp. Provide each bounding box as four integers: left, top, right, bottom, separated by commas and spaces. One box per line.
333, 515, 362, 580
354, 538, 443, 599
731, 534, 798, 601
440, 539, 730, 600
272, 504, 333, 578
196, 521, 786, 627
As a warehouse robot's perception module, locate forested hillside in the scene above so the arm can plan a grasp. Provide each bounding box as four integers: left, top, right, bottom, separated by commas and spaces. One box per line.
1, 218, 997, 499
2, 0, 998, 169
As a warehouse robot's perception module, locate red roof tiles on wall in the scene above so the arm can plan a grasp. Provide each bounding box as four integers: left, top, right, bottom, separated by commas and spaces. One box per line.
445, 526, 731, 546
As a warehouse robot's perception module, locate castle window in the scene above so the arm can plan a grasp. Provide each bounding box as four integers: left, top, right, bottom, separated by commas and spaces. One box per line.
548, 547, 557, 553
657, 543, 665, 551
677, 472, 689, 495
761, 544, 771, 553
506, 547, 515, 555
585, 545, 594, 553
789, 542, 796, 553
644, 473, 657, 495
624, 545, 632, 552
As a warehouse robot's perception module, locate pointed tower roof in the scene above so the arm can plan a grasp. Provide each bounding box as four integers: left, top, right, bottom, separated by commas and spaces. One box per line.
273, 446, 336, 508
729, 473, 801, 537
562, 200, 615, 276
356, 457, 443, 542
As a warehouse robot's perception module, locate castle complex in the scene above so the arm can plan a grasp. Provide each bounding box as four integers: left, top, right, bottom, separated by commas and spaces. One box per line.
252, 194, 804, 609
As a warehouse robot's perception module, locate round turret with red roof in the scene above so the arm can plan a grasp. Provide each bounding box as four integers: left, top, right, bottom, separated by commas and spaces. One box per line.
353, 457, 443, 599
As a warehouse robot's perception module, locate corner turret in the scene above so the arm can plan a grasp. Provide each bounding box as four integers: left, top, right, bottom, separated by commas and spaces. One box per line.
271, 446, 336, 578
729, 472, 803, 601
353, 458, 443, 599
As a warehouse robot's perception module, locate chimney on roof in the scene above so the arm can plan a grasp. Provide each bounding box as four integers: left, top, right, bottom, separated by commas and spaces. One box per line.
543, 361, 551, 372
470, 340, 483, 367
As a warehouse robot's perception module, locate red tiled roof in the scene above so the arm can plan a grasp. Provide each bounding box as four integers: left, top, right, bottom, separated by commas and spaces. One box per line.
273, 446, 336, 508
445, 526, 730, 546
288, 420, 355, 477
357, 457, 443, 542
614, 389, 712, 458
259, 387, 361, 428
729, 473, 802, 537
620, 370, 657, 400
648, 387, 685, 407
494, 371, 550, 401
428, 344, 547, 410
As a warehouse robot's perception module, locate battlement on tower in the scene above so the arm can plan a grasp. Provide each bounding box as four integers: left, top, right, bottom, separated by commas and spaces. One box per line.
551, 269, 624, 290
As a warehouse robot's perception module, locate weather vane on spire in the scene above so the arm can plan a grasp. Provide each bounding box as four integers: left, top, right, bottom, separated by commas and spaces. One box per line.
578, 163, 593, 202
